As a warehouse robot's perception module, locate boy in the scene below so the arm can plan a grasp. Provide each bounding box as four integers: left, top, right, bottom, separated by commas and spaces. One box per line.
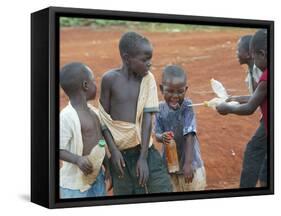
235, 35, 262, 97
216, 29, 268, 187
99, 32, 172, 195
228, 35, 263, 101
227, 34, 267, 188
59, 62, 106, 198
155, 65, 206, 192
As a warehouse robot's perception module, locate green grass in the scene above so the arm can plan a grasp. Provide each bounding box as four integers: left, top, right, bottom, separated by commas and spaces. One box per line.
60, 17, 129, 27
60, 17, 254, 32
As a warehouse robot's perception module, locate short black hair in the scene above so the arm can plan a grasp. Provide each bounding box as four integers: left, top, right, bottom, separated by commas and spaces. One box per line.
251, 29, 267, 53
60, 62, 91, 96
162, 65, 187, 83
239, 35, 252, 51
119, 31, 150, 57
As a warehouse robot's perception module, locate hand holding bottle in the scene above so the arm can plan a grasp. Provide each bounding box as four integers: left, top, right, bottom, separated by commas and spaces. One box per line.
161, 131, 174, 145
163, 131, 180, 173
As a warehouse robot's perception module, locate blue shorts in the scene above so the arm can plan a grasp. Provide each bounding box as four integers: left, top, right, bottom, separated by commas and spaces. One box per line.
60, 169, 106, 199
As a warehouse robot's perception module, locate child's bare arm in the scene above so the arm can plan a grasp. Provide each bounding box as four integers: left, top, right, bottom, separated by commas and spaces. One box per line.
183, 133, 195, 183
226, 79, 259, 104
136, 112, 152, 186
140, 112, 152, 159
60, 149, 93, 175
100, 73, 112, 114
155, 133, 163, 142
100, 73, 117, 154
226, 95, 251, 104
102, 129, 125, 177
156, 132, 173, 145
217, 81, 267, 115
100, 73, 125, 177
233, 81, 267, 114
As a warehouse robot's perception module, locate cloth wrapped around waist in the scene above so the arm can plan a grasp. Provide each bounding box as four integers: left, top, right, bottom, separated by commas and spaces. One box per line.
98, 101, 142, 150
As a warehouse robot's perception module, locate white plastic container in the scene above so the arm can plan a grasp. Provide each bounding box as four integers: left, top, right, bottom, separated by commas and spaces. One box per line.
204, 79, 239, 109
80, 139, 106, 192
204, 97, 224, 109
204, 98, 239, 110
210, 78, 229, 99
188, 78, 239, 109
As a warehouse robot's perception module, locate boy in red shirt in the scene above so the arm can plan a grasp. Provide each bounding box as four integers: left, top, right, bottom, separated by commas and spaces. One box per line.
216, 29, 267, 133
216, 29, 268, 187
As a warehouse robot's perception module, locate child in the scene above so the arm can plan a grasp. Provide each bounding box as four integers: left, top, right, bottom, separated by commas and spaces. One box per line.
227, 34, 267, 188
216, 29, 268, 186
155, 65, 206, 192
228, 35, 263, 100
99, 32, 172, 195
59, 62, 106, 198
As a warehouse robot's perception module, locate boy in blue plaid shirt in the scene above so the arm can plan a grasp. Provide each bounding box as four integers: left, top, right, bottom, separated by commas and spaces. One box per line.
155, 65, 206, 191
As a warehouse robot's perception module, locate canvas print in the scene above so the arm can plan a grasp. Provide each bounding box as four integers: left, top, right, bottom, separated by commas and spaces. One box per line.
59, 17, 268, 199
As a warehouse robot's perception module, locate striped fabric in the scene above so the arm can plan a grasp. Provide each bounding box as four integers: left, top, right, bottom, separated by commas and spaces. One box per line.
99, 71, 159, 150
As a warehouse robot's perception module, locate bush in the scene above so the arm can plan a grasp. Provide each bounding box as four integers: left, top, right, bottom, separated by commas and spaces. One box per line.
60, 17, 128, 27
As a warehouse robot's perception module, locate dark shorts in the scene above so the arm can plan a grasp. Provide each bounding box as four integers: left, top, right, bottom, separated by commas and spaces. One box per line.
110, 145, 172, 195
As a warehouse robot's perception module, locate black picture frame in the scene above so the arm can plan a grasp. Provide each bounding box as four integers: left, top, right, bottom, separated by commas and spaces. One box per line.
31, 6, 274, 208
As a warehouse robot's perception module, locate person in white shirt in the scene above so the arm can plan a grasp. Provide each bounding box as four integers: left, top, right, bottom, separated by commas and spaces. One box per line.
59, 62, 108, 198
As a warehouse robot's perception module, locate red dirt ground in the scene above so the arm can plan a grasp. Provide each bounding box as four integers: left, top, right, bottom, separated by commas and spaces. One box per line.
60, 27, 259, 190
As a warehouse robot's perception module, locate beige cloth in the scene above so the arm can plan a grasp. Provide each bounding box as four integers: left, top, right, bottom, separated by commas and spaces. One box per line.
81, 144, 105, 192
60, 102, 105, 191
99, 71, 159, 150
170, 166, 207, 192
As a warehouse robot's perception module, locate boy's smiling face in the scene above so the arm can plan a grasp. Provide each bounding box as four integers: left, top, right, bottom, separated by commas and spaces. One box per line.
161, 77, 188, 110
127, 42, 153, 78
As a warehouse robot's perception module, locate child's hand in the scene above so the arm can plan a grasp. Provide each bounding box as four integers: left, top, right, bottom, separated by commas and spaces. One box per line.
216, 102, 231, 115
226, 95, 242, 103
76, 156, 93, 176
136, 157, 149, 187
162, 131, 174, 145
183, 163, 194, 183
226, 95, 235, 102
110, 149, 125, 178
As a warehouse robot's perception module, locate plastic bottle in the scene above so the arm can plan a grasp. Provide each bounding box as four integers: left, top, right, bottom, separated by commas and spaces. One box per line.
204, 97, 225, 109
165, 132, 180, 173
210, 78, 228, 99
204, 98, 239, 110
81, 139, 106, 188
203, 79, 239, 110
